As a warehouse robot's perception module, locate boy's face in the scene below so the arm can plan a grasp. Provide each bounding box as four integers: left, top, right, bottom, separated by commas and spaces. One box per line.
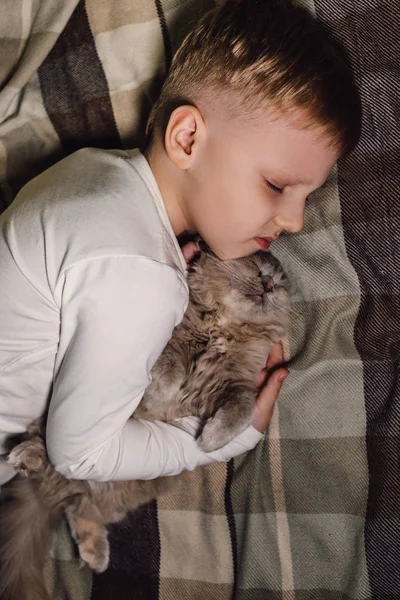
182, 109, 339, 260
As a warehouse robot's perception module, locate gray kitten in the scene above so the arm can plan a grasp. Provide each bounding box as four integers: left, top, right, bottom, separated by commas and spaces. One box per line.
0, 249, 289, 600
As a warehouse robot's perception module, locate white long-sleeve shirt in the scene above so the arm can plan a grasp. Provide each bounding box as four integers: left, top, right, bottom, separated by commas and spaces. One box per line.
0, 148, 262, 486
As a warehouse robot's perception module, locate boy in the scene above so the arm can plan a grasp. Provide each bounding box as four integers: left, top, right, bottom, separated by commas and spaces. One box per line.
0, 0, 361, 486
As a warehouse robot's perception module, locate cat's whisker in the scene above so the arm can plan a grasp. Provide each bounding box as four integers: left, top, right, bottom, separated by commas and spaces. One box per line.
271, 299, 302, 317
267, 298, 288, 314
287, 304, 304, 316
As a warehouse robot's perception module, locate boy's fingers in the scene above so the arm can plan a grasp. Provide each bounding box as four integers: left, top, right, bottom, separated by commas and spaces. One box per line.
256, 341, 286, 388
255, 368, 268, 388
266, 341, 284, 370
252, 368, 288, 433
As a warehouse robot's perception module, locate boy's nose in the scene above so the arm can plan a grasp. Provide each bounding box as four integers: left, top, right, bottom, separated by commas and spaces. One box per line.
275, 198, 306, 234
275, 212, 304, 234
287, 213, 304, 233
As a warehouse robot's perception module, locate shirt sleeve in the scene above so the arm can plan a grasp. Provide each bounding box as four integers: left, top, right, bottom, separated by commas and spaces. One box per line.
46, 257, 263, 482
111, 417, 263, 481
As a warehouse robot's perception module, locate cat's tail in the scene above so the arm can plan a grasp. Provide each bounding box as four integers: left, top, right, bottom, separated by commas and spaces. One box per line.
0, 476, 62, 600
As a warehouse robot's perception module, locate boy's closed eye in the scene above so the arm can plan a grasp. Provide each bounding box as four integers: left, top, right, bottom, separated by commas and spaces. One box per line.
265, 180, 284, 195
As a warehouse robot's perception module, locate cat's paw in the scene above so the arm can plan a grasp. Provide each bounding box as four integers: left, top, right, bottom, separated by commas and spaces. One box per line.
7, 440, 46, 475
197, 389, 255, 452
197, 417, 236, 452
67, 511, 110, 573
78, 531, 110, 573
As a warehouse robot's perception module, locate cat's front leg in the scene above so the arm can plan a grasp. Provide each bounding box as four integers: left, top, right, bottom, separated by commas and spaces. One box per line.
197, 385, 256, 452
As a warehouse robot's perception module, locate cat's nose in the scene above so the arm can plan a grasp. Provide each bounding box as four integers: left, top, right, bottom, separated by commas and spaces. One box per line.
262, 277, 274, 293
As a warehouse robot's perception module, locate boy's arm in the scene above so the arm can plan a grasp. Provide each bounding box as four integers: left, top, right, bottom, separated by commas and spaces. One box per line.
46, 256, 262, 482
60, 416, 262, 481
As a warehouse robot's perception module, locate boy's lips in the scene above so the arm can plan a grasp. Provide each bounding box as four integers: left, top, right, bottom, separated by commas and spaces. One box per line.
254, 237, 275, 250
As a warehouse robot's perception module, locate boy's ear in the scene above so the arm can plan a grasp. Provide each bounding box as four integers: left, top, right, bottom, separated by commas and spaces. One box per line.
164, 105, 206, 169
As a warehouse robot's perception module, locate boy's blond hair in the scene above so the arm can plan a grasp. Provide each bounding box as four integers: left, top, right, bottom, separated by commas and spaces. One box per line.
147, 0, 361, 156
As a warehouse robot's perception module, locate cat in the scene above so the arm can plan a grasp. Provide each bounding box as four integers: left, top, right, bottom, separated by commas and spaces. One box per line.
0, 247, 289, 600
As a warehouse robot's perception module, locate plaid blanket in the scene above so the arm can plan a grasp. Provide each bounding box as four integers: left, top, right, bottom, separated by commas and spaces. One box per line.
1, 0, 398, 598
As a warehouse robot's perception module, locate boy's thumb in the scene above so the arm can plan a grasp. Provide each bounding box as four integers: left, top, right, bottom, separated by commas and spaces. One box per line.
252, 368, 288, 433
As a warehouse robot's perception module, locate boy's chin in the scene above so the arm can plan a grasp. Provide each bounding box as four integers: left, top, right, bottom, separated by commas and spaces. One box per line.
198, 236, 259, 261
209, 247, 254, 261
226, 242, 266, 260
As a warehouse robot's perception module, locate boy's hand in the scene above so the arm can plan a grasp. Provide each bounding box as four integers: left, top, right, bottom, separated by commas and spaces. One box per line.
252, 342, 288, 433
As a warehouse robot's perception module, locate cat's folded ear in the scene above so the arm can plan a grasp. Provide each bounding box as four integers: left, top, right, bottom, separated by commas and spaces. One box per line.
198, 239, 215, 256
197, 239, 207, 252
177, 232, 213, 257
181, 236, 218, 273
186, 238, 214, 271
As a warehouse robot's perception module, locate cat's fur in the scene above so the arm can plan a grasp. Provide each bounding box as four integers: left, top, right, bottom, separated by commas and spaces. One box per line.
0, 249, 289, 600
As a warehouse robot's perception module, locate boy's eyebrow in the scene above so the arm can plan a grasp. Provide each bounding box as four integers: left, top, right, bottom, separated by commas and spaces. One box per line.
270, 170, 313, 186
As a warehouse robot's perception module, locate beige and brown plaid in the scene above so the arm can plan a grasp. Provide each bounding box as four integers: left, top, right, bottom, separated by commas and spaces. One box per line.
0, 1, 399, 599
